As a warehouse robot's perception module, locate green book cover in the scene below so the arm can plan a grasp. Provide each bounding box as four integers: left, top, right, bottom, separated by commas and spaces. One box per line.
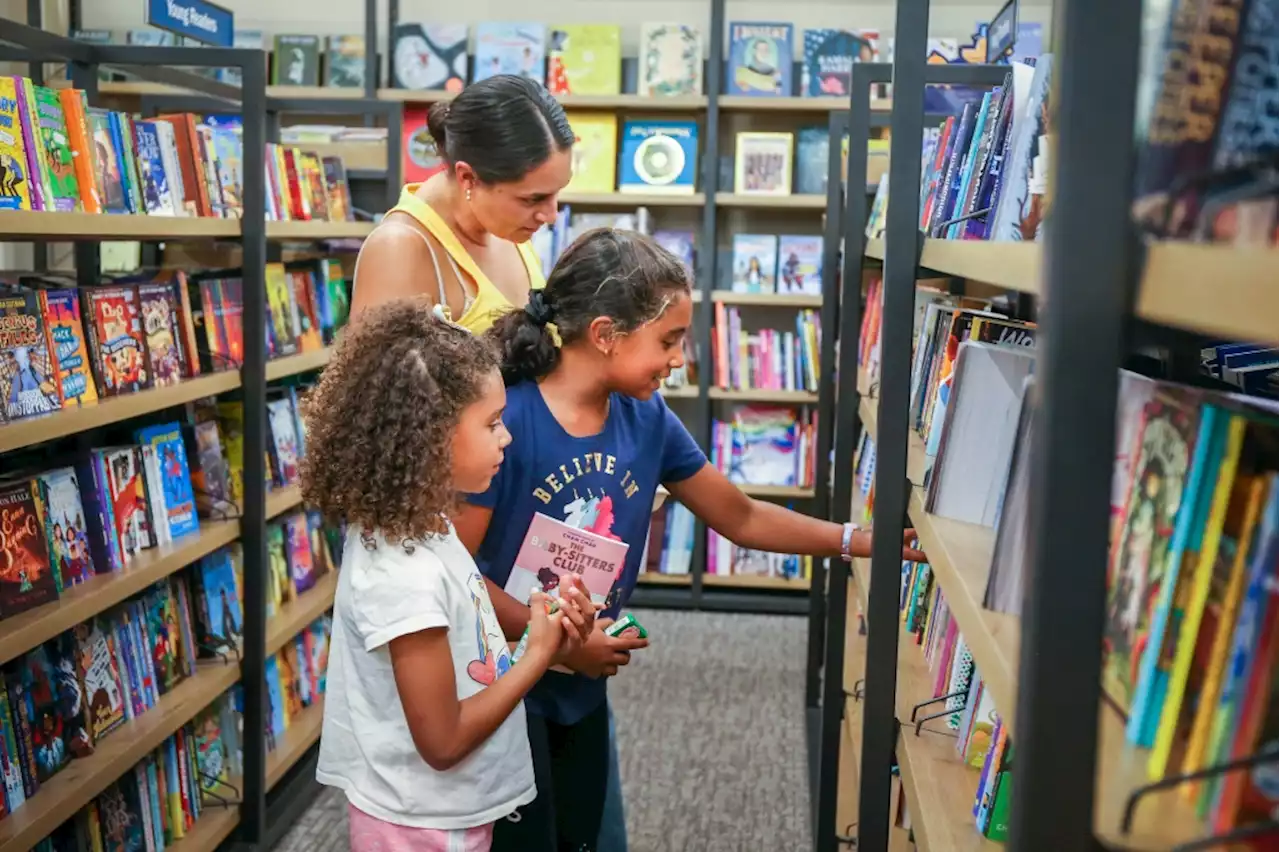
984, 770, 1012, 841
273, 35, 322, 86
31, 86, 80, 211
324, 35, 366, 87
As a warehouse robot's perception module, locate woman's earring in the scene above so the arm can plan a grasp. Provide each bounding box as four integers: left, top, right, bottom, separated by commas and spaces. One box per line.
465, 188, 473, 202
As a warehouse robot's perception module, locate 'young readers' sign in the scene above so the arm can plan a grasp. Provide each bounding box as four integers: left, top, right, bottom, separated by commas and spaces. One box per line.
507, 513, 629, 605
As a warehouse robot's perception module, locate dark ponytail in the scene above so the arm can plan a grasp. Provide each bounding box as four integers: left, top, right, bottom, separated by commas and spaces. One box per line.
487, 229, 693, 386
426, 75, 574, 184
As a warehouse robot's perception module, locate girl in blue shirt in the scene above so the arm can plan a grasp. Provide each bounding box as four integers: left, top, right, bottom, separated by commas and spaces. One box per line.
455, 228, 925, 852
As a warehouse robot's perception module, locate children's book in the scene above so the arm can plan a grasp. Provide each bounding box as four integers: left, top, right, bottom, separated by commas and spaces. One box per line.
284, 513, 317, 595
73, 619, 126, 742
731, 234, 778, 293
86, 108, 126, 214
618, 120, 698, 195
474, 23, 547, 84
734, 132, 794, 195
640, 24, 703, 96
392, 24, 468, 92
267, 398, 301, 486
38, 288, 97, 408
267, 525, 292, 616
198, 548, 242, 654
0, 479, 58, 617
30, 85, 79, 211
777, 235, 823, 294
801, 29, 876, 97
264, 655, 286, 739
0, 289, 60, 421
506, 513, 629, 605
324, 35, 365, 88
272, 35, 321, 86
136, 281, 186, 387
15, 645, 73, 782
135, 422, 198, 540
36, 466, 95, 589
727, 23, 794, 97
564, 113, 618, 194
0, 77, 34, 210
547, 25, 622, 95
85, 285, 151, 396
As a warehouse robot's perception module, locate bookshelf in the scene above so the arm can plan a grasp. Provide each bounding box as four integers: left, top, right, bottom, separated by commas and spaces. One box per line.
265, 698, 326, 790
0, 25, 354, 851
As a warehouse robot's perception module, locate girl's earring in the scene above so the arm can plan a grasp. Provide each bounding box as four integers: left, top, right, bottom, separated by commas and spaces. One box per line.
465, 187, 473, 202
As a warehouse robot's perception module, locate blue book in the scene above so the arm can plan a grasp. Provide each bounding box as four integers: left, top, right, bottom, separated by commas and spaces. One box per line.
947, 91, 994, 239
130, 120, 174, 216
929, 103, 974, 236
727, 22, 794, 96
135, 422, 200, 540
618, 120, 698, 195
802, 29, 873, 97
199, 549, 242, 651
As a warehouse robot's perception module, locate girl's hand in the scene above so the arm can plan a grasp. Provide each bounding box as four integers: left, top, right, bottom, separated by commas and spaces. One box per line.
523, 591, 567, 667
850, 528, 928, 563
555, 575, 599, 645
561, 618, 649, 678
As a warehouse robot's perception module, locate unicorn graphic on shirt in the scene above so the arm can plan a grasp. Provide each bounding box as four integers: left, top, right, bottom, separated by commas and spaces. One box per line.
465, 578, 512, 687
562, 489, 621, 541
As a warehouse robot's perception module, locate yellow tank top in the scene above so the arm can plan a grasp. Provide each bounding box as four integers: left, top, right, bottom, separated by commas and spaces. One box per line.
387, 184, 546, 335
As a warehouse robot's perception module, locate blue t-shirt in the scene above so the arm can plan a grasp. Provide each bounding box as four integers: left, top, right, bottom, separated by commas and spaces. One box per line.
468, 381, 706, 724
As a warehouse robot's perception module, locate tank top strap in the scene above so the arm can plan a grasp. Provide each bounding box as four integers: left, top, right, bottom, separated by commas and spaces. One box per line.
391, 186, 497, 300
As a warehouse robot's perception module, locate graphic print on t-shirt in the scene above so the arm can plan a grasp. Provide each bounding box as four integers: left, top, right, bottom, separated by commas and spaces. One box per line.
465, 570, 512, 686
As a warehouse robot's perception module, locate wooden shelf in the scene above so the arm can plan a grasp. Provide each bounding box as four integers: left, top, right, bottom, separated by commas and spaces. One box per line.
267, 698, 325, 790
710, 388, 820, 403
710, 291, 823, 307
0, 210, 240, 241
701, 573, 810, 590
895, 639, 1002, 852
167, 806, 240, 852
92, 81, 366, 100
0, 371, 241, 454
378, 89, 707, 110
266, 572, 338, 658
307, 142, 387, 172
0, 520, 240, 668
636, 572, 692, 586
718, 95, 893, 113
715, 193, 827, 210
738, 484, 815, 499
266, 220, 376, 240
659, 386, 699, 399
865, 238, 1279, 344
0, 662, 240, 852
266, 484, 303, 520
266, 347, 333, 381
560, 192, 705, 207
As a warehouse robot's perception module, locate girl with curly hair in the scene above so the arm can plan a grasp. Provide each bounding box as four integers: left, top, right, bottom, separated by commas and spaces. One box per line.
301, 299, 596, 852
454, 228, 927, 852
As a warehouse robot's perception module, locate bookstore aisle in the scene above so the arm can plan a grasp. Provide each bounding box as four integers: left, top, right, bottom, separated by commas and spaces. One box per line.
273, 609, 814, 852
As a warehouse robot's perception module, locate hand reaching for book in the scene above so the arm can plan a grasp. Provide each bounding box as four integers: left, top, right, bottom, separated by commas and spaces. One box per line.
847, 528, 928, 563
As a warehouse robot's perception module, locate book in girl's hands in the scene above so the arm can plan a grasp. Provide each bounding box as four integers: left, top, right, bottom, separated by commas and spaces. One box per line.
506, 513, 629, 605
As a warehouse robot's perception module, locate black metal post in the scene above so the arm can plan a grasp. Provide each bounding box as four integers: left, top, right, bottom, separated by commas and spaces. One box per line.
386, 101, 404, 208
805, 109, 848, 711
237, 48, 271, 850
690, 0, 725, 610
386, 0, 400, 89
1011, 0, 1142, 849
364, 0, 379, 96
858, 6, 932, 849
24, 0, 42, 84
70, 51, 98, 287
68, 0, 82, 36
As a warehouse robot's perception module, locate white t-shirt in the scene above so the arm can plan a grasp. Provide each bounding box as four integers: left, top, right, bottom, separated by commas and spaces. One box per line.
316, 524, 535, 829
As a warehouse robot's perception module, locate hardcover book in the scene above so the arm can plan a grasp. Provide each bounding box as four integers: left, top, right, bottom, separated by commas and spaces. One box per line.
0, 479, 58, 617
734, 132, 794, 196
618, 120, 698, 195
547, 25, 622, 95
0, 290, 59, 421
392, 24, 468, 92
731, 234, 778, 293
506, 513, 629, 605
273, 35, 322, 86
801, 29, 877, 97
777, 235, 823, 294
324, 35, 366, 88
0, 77, 34, 211
34, 82, 83, 210
474, 23, 547, 84
39, 288, 97, 408
727, 22, 794, 97
36, 466, 95, 588
640, 24, 703, 97
565, 113, 618, 194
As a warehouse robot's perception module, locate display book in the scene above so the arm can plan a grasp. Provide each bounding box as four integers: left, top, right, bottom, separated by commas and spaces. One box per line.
0, 260, 351, 426
0, 79, 356, 225
857, 272, 1279, 843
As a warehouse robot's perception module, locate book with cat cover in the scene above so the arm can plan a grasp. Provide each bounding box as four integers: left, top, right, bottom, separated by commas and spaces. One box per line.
0, 289, 59, 422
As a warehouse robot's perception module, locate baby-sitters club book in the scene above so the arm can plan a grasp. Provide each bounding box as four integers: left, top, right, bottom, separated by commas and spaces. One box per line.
506, 513, 629, 606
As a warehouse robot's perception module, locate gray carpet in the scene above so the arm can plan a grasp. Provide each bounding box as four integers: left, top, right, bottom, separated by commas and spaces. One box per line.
273, 609, 812, 852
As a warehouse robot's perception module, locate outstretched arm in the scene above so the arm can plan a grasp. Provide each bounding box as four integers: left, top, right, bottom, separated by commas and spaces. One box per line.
666, 463, 926, 562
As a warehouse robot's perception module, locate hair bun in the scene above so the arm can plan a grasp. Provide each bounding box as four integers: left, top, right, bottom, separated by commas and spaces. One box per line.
524, 289, 555, 327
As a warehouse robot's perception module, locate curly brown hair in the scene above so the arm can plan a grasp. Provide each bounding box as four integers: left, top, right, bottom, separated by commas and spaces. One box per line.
299, 298, 500, 544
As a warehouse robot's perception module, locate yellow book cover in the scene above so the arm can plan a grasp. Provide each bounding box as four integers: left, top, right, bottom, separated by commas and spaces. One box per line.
265, 262, 300, 356
565, 113, 618, 194
1148, 415, 1246, 779
547, 25, 622, 95
0, 77, 33, 210
1177, 472, 1266, 796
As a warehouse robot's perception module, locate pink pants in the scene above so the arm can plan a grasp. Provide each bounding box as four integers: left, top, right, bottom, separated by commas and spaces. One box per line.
348, 804, 494, 852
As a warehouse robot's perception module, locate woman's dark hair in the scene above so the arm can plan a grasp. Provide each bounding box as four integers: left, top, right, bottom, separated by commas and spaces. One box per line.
487, 229, 692, 386
300, 298, 500, 544
427, 75, 575, 184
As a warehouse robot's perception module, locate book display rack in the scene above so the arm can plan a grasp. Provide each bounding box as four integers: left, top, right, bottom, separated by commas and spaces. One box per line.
808, 3, 1279, 852
0, 17, 399, 850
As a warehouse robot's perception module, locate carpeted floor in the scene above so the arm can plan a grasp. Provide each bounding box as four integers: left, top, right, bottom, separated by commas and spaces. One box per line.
273, 609, 812, 852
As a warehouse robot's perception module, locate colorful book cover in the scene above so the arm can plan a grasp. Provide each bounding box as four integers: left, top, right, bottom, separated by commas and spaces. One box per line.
392, 24, 468, 92
321, 157, 353, 222
565, 113, 618, 194
307, 511, 335, 575
284, 513, 317, 595
136, 281, 186, 387
0, 289, 59, 421
108, 111, 142, 214
324, 34, 365, 88
38, 288, 97, 408
31, 85, 80, 211
199, 548, 242, 652
734, 131, 794, 195
731, 234, 778, 293
46, 633, 93, 759
989, 54, 1054, 241
264, 655, 286, 739
267, 524, 292, 616
802, 29, 876, 97
278, 649, 303, 721
86, 108, 127, 213
727, 22, 793, 97
0, 77, 34, 210
474, 23, 547, 84
100, 446, 153, 562
143, 584, 180, 695
135, 422, 199, 539
0, 681, 26, 811
618, 120, 698, 195
73, 619, 126, 742
86, 286, 150, 396
0, 479, 59, 617
12, 77, 48, 211
191, 704, 227, 796
267, 398, 301, 486
14, 645, 72, 781
308, 618, 330, 695
547, 25, 622, 95
273, 35, 321, 86
131, 120, 176, 216
652, 230, 696, 270
506, 512, 630, 605
777, 235, 823, 294
36, 466, 95, 589
640, 24, 703, 97
264, 263, 299, 357
324, 262, 351, 339
97, 779, 145, 851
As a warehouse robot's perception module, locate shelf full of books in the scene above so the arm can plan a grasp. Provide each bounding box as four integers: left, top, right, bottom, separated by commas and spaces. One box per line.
0, 23, 377, 847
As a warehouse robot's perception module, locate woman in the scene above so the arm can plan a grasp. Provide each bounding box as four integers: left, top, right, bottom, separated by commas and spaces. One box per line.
350, 75, 631, 852
351, 74, 571, 331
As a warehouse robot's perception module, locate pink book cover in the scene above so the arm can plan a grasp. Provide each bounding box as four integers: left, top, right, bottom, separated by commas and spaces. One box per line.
933, 619, 959, 697
507, 512, 630, 605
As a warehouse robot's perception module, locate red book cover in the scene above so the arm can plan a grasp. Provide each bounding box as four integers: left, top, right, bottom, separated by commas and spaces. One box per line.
282, 148, 309, 220
402, 105, 446, 183
85, 286, 151, 396
102, 447, 153, 562
0, 479, 59, 617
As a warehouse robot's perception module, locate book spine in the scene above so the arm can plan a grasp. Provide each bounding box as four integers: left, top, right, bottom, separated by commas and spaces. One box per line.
12, 78, 46, 210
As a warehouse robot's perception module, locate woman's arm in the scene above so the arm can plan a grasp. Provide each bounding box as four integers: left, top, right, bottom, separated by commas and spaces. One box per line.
350, 222, 444, 320
667, 463, 927, 561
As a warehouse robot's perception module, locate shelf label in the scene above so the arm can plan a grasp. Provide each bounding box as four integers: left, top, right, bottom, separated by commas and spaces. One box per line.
145, 0, 234, 47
